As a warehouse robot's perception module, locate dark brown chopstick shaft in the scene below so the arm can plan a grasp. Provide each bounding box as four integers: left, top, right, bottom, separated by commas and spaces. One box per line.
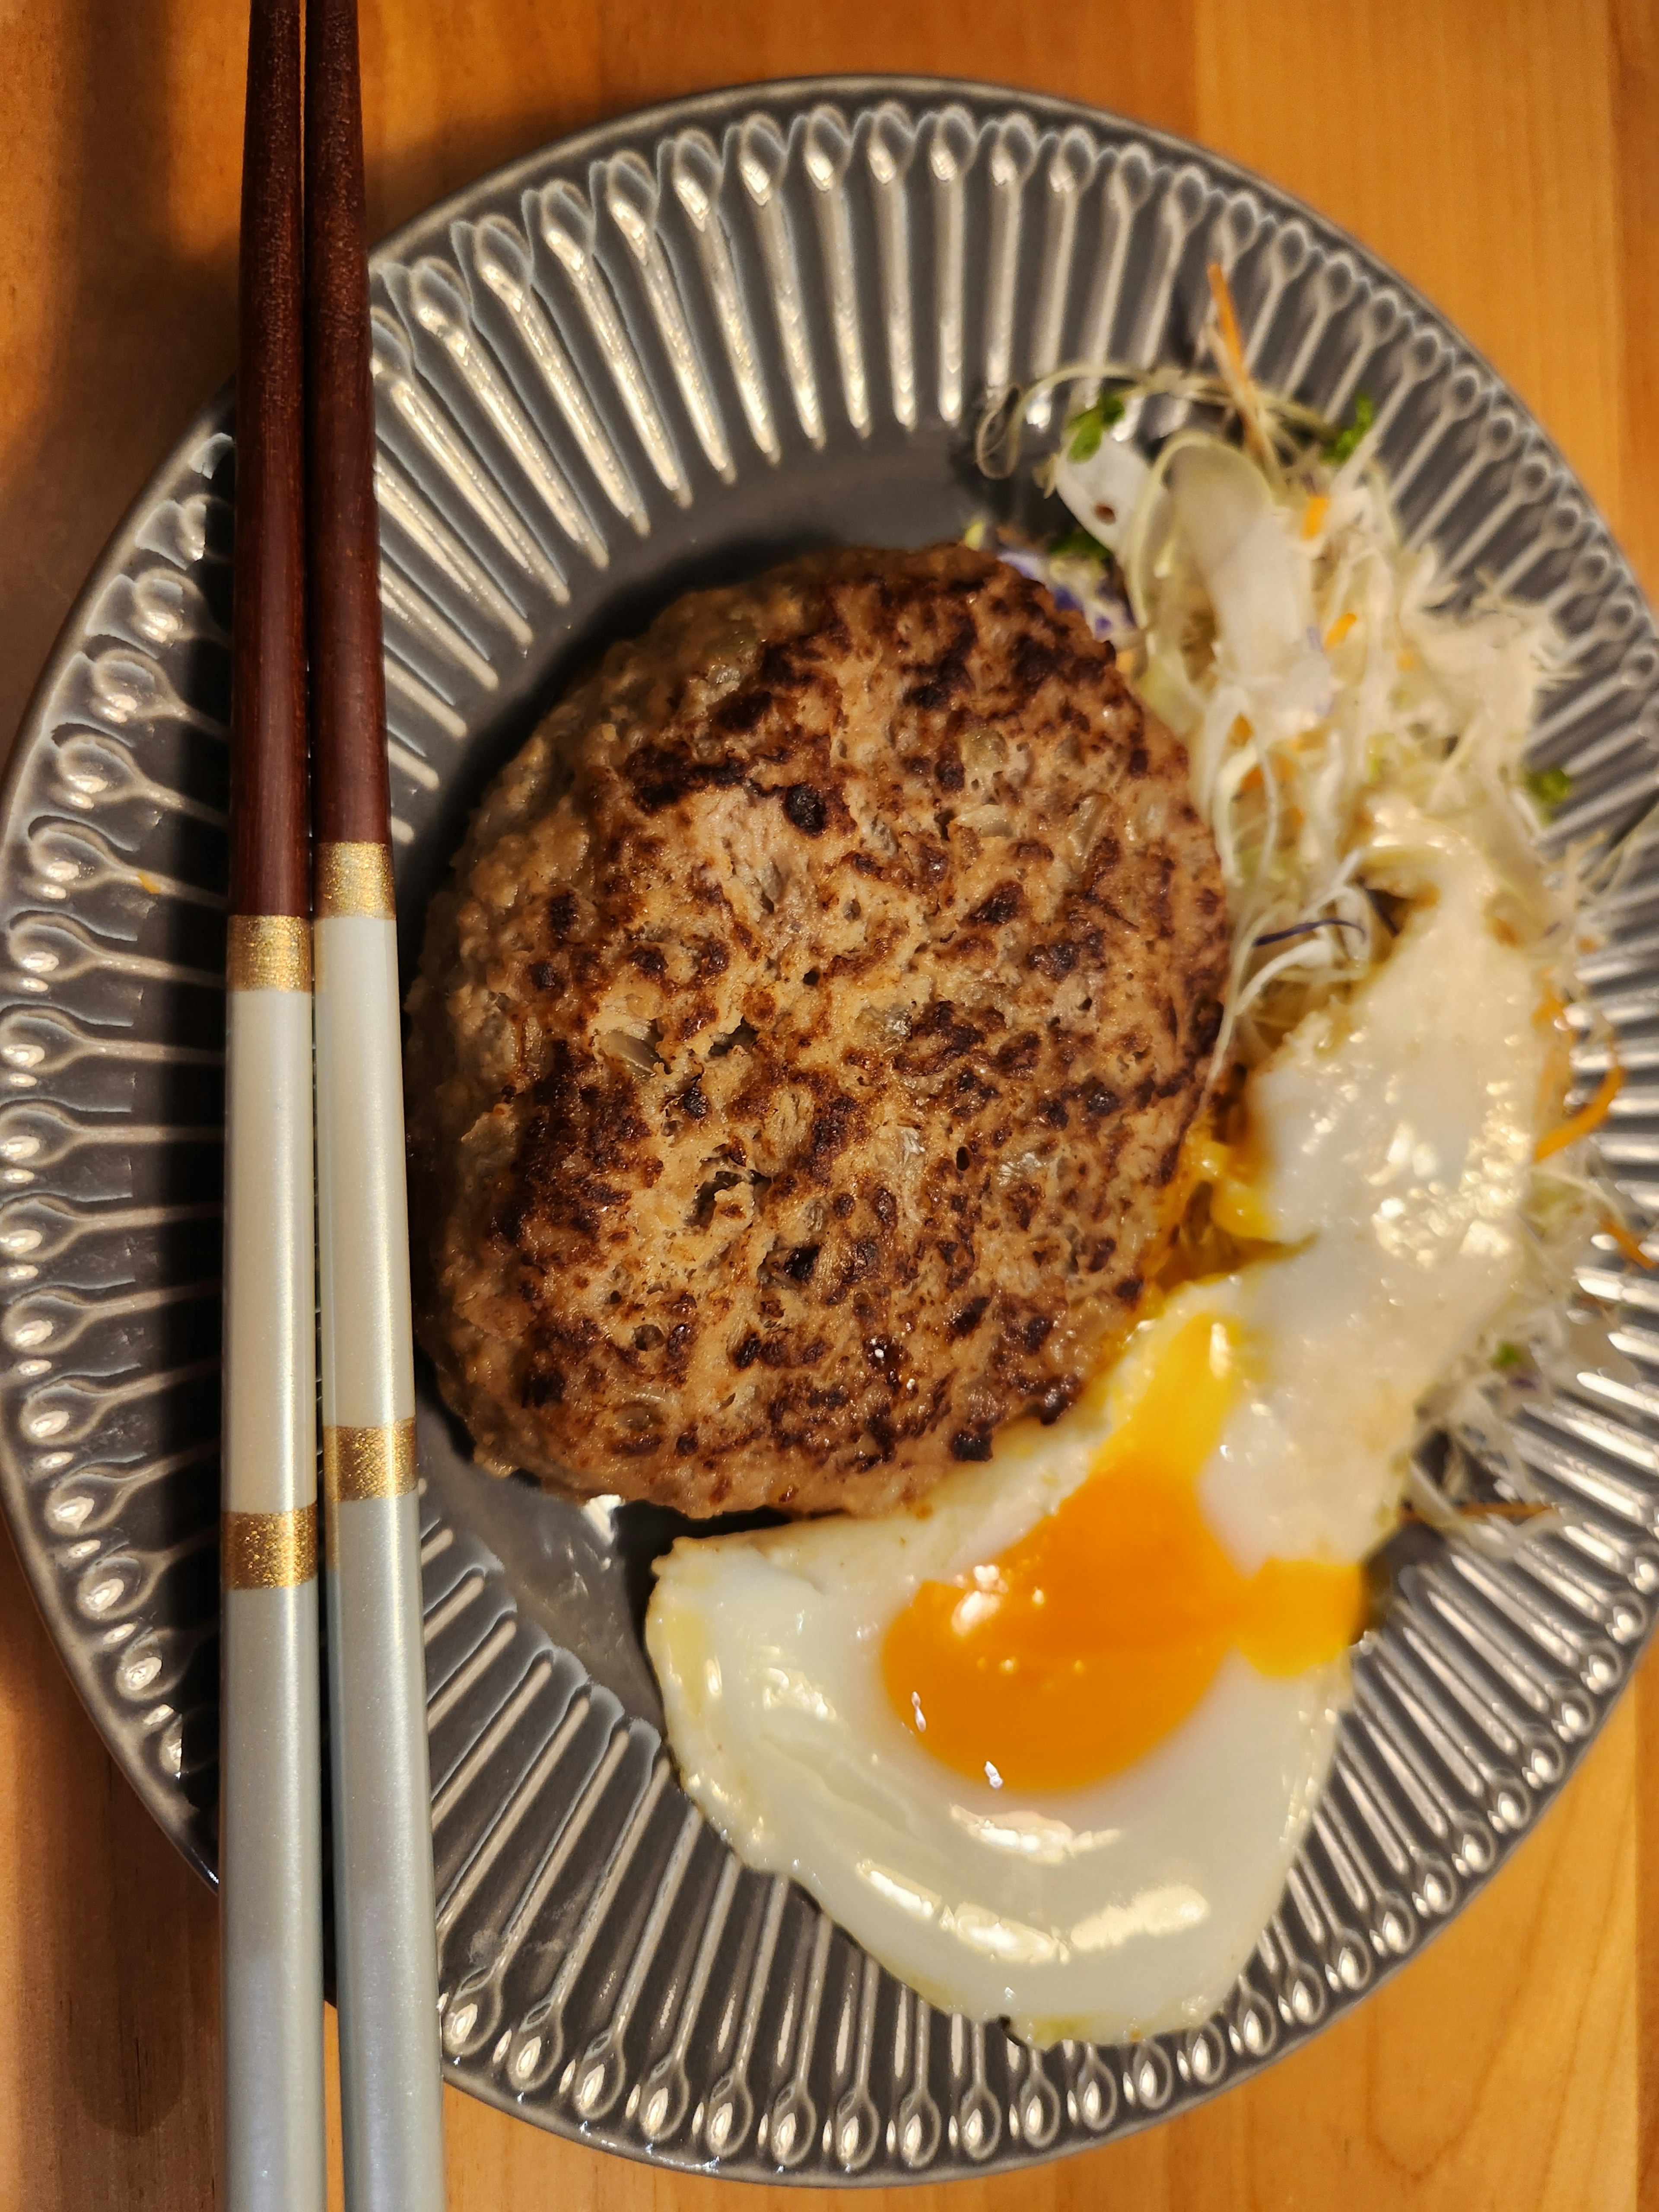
229, 0, 307, 920
305, 0, 391, 852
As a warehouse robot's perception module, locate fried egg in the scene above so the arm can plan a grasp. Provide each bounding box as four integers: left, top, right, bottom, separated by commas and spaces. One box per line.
646, 801, 1545, 2044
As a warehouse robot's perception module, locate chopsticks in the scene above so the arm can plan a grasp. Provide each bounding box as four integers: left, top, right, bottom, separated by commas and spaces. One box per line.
221, 2, 326, 2208
305, 3, 448, 2208
224, 1, 444, 2202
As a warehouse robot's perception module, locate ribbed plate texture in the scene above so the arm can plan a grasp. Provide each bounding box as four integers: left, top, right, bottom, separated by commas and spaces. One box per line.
3, 76, 1658, 2184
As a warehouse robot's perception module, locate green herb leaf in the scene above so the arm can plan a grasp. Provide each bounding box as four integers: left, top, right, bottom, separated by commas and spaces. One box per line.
1065, 391, 1126, 464
1322, 391, 1375, 465
1525, 764, 1573, 813
1493, 1341, 1524, 1371
1050, 524, 1111, 563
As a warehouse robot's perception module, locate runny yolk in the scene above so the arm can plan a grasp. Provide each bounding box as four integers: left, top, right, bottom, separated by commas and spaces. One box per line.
882, 1312, 1366, 1793
1189, 1133, 1276, 1243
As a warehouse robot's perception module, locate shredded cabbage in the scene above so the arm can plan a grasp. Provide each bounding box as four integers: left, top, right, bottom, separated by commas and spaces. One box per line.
978, 353, 1572, 1069
973, 298, 1640, 1552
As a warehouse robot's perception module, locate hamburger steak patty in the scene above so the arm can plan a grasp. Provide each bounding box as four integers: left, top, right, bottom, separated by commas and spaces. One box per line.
407, 544, 1229, 1516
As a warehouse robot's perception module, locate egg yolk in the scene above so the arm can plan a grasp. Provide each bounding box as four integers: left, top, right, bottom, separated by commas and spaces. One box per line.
883, 1312, 1365, 1793
1189, 1134, 1278, 1243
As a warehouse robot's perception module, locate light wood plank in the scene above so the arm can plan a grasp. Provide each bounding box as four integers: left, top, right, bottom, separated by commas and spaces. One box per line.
0, 5, 1648, 2207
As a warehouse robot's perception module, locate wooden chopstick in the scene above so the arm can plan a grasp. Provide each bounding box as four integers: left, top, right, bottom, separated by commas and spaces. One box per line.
304, 3, 448, 2207
221, 2, 326, 2209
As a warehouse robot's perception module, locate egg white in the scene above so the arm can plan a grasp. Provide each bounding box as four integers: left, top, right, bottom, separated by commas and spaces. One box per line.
1199, 795, 1545, 1571
648, 1441, 1339, 2043
647, 799, 1544, 2044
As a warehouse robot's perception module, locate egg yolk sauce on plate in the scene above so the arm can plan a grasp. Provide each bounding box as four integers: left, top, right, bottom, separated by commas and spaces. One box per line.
647, 801, 1547, 2045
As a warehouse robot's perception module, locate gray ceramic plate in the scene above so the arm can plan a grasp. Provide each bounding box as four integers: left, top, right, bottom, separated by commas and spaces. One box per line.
6, 73, 1659, 2185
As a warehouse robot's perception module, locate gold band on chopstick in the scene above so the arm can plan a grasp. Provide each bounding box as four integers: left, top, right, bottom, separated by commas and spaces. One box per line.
323, 1418, 418, 1503
222, 1503, 318, 1589
227, 914, 312, 992
315, 841, 395, 920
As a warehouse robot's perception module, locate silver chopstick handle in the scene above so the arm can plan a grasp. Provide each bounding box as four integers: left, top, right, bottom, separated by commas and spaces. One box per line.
221, 938, 327, 2212
315, 894, 445, 2212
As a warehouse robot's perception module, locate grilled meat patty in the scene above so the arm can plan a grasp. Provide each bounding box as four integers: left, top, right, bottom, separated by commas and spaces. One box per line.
406, 543, 1229, 1516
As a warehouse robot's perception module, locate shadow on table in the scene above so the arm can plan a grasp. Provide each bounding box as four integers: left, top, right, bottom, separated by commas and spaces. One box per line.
0, 1516, 218, 2206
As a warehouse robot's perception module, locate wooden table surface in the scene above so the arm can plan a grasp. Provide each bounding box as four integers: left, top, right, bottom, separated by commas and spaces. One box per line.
2, 1, 1657, 2206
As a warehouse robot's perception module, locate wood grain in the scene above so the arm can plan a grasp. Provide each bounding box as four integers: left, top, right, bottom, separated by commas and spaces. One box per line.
0, 2, 1654, 2208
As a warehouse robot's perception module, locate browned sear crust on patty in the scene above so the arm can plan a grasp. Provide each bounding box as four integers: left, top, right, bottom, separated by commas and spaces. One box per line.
407, 544, 1228, 1517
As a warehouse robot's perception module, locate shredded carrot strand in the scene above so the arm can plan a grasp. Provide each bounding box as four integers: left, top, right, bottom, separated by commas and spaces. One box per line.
1535, 1064, 1624, 1161
1401, 1501, 1550, 1525
1206, 261, 1247, 381
1302, 493, 1330, 541
1601, 1213, 1656, 1269
1323, 610, 1357, 648
1205, 260, 1275, 471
